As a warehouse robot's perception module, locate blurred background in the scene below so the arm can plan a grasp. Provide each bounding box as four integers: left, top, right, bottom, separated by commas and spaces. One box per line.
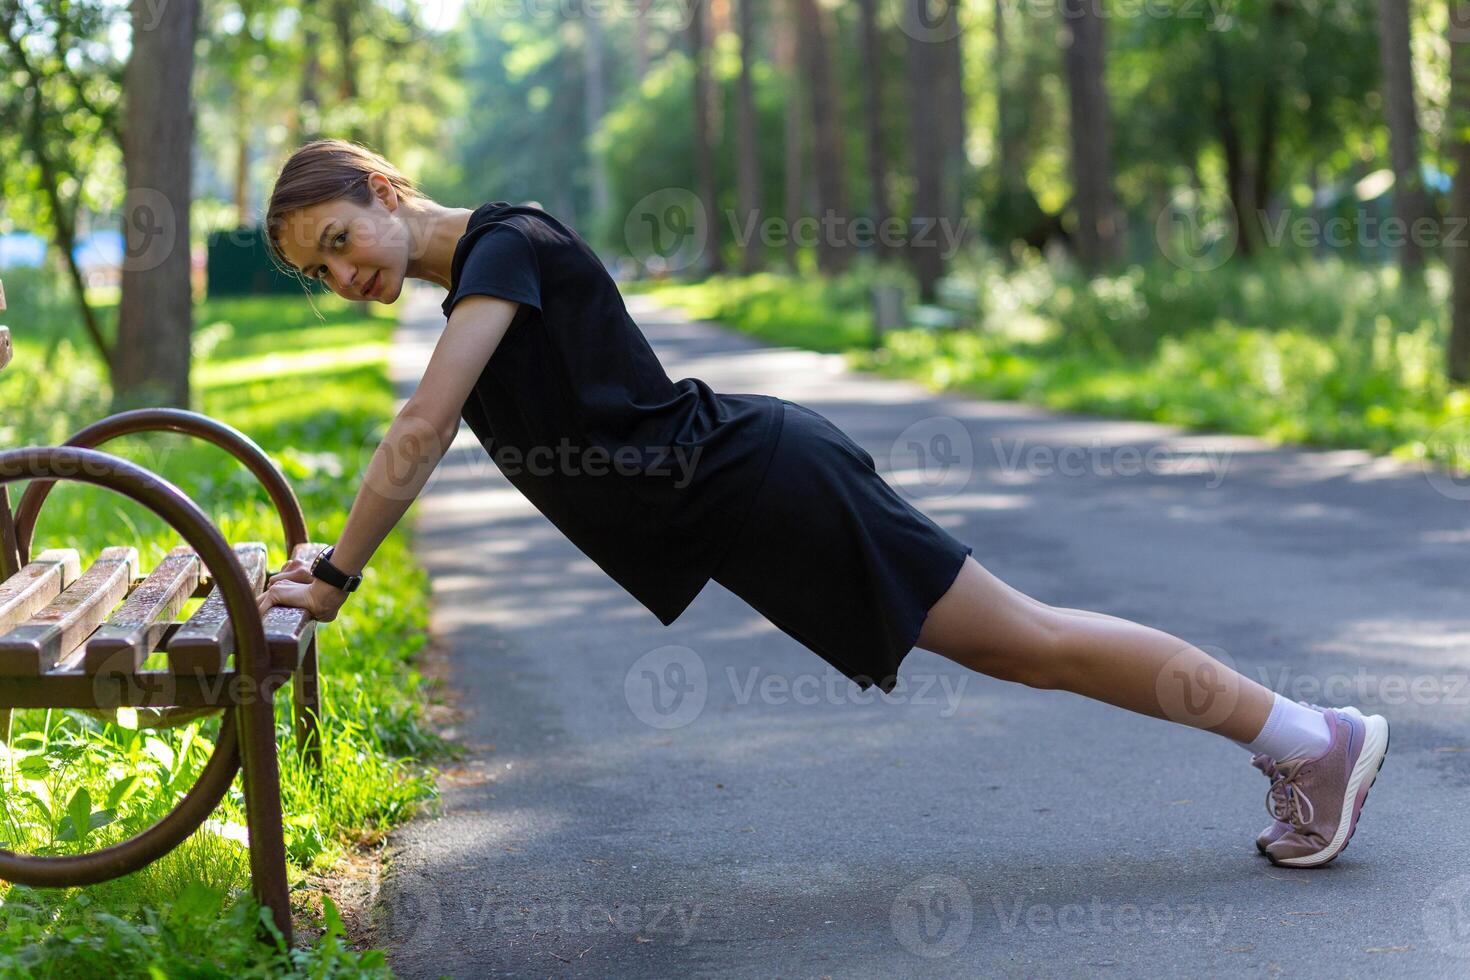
3, 0, 1470, 471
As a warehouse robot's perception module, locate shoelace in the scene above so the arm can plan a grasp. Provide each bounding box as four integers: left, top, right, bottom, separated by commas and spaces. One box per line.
1253, 754, 1316, 829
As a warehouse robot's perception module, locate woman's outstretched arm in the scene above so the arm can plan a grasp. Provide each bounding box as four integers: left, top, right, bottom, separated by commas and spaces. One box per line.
257, 294, 521, 620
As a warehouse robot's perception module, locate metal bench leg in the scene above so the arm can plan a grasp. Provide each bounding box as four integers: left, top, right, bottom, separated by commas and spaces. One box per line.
236, 687, 292, 946
0, 485, 22, 580
292, 634, 322, 772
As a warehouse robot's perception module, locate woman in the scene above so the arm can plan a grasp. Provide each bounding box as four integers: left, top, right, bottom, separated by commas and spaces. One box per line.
258, 139, 1387, 868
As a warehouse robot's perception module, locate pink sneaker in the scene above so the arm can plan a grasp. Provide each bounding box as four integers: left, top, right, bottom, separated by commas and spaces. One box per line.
1251, 703, 1362, 855
1261, 708, 1390, 868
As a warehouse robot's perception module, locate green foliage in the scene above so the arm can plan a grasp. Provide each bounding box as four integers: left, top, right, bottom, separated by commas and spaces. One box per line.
636, 257, 1470, 474
0, 287, 438, 973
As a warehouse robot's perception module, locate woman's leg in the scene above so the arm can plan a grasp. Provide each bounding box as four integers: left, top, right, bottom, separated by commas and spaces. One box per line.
915, 555, 1274, 742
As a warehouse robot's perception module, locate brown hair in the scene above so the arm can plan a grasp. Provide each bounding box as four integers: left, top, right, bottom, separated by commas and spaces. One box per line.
264, 138, 426, 277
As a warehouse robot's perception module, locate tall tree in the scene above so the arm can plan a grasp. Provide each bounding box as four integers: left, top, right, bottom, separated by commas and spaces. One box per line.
795, 0, 850, 274
296, 0, 322, 143
582, 5, 610, 240
1060, 0, 1120, 271
858, 0, 895, 262
687, 0, 724, 273
115, 0, 199, 408
780, 0, 807, 272
1377, 0, 1433, 278
904, 0, 944, 298
0, 0, 118, 369
937, 0, 967, 245
734, 0, 765, 274
1449, 2, 1470, 383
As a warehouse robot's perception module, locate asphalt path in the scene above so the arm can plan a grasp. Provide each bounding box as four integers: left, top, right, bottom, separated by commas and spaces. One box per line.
379, 283, 1470, 978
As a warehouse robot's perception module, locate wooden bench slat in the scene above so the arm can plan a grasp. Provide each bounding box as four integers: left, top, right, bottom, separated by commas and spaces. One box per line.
0, 547, 137, 676
263, 542, 329, 669
0, 549, 81, 634
84, 546, 201, 675
166, 543, 268, 676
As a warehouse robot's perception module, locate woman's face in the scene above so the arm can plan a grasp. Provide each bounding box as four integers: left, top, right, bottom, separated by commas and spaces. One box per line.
276, 175, 408, 304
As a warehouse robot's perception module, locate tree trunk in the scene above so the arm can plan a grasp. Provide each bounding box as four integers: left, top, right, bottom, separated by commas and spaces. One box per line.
1207, 32, 1255, 258
688, 0, 724, 274
994, 0, 1016, 185
582, 7, 610, 241
1060, 0, 1120, 271
234, 103, 250, 227
780, 0, 806, 273
296, 0, 321, 143
904, 0, 944, 299
795, 0, 850, 274
1448, 3, 1470, 383
734, 0, 765, 274
858, 0, 895, 263
937, 0, 968, 246
1378, 0, 1433, 277
634, 0, 651, 82
116, 0, 198, 410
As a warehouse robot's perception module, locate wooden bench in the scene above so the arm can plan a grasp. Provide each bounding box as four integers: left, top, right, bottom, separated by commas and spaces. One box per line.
870, 275, 984, 343
0, 279, 319, 944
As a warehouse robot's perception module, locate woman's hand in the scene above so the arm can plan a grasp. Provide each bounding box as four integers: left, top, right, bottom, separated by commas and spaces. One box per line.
258, 558, 348, 623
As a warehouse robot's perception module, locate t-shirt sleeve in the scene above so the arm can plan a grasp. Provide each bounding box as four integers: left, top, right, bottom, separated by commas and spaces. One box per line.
445, 223, 542, 317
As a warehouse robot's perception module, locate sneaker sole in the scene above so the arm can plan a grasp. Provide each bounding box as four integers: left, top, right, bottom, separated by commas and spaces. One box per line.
1270, 713, 1389, 868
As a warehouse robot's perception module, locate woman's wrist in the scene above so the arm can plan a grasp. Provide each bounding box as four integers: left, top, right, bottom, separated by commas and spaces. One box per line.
307, 577, 350, 620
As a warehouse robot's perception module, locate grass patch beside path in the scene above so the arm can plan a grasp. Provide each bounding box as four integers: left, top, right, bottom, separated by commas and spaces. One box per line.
0, 291, 438, 977
625, 259, 1470, 474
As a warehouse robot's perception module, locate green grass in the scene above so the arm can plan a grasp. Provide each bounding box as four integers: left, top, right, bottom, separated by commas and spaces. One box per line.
629, 255, 1470, 474
0, 282, 438, 976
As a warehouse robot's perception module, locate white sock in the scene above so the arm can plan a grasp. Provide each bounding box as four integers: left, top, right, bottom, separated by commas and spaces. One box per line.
1234, 693, 1332, 762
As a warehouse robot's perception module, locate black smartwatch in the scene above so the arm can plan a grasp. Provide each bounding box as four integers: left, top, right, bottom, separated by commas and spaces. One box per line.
310, 546, 363, 594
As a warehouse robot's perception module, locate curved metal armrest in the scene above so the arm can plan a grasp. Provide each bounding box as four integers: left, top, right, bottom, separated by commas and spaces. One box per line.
15, 408, 308, 564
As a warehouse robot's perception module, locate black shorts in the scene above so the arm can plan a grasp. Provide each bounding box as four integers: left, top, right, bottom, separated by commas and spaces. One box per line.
710, 399, 973, 694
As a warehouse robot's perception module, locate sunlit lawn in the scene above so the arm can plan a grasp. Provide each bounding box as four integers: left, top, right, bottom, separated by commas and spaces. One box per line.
0, 288, 436, 977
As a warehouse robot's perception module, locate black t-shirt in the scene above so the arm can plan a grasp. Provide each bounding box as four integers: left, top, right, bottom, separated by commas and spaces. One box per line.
442, 201, 785, 624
